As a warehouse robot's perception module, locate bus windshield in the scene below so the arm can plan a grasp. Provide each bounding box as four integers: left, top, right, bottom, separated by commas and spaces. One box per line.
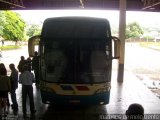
43, 38, 112, 84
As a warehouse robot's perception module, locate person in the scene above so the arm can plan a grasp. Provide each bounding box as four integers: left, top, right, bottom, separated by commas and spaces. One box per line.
32, 51, 39, 87
0, 63, 10, 107
0, 63, 7, 76
0, 64, 10, 116
19, 65, 36, 117
26, 57, 32, 72
126, 103, 144, 120
9, 63, 18, 112
17, 56, 26, 73
1, 40, 4, 47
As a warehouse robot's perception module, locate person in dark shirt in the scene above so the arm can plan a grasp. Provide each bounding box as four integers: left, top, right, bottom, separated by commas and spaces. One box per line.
0, 63, 7, 75
26, 57, 32, 72
0, 63, 10, 107
126, 103, 144, 120
32, 51, 39, 87
0, 63, 10, 115
9, 63, 18, 112
17, 56, 26, 73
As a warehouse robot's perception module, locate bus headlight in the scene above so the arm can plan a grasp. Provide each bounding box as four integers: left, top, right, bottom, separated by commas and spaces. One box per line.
41, 87, 55, 93
95, 87, 111, 94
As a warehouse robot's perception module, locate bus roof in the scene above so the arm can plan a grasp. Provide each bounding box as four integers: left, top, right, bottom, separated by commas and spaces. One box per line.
41, 16, 111, 39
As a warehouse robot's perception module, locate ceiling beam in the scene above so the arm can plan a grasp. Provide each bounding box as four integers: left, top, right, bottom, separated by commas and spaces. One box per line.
142, 0, 160, 10
0, 0, 25, 8
79, 0, 84, 8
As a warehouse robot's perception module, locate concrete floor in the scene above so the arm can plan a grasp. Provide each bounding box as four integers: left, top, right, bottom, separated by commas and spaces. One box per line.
2, 71, 160, 120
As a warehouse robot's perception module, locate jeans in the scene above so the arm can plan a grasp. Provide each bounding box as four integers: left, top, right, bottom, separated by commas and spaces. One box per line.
10, 89, 18, 109
34, 70, 39, 85
22, 85, 35, 114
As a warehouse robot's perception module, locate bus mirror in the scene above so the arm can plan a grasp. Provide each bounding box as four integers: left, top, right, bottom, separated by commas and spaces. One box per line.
112, 36, 120, 59
28, 35, 40, 57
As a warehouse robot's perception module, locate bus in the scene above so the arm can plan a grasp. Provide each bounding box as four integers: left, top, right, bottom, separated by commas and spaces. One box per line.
28, 16, 120, 105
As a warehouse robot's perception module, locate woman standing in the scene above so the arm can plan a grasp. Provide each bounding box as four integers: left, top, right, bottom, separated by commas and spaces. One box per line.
0, 63, 10, 107
0, 63, 10, 116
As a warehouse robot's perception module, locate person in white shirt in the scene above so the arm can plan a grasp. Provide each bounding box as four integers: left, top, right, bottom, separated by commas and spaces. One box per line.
19, 65, 36, 117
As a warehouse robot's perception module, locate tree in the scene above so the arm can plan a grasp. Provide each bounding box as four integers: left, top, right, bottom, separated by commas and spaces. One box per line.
2, 11, 26, 43
26, 24, 41, 38
126, 22, 143, 39
0, 11, 6, 36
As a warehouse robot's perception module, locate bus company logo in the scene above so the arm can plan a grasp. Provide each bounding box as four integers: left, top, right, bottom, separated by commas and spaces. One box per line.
75, 86, 89, 91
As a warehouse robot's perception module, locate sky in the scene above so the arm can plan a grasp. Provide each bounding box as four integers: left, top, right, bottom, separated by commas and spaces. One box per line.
16, 10, 160, 23
15, 10, 120, 25
14, 10, 160, 27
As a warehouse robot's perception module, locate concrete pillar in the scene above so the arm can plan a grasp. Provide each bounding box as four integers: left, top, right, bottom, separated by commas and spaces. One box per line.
117, 0, 126, 82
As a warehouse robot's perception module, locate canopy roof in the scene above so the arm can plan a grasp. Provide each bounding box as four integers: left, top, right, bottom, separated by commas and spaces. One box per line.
0, 0, 160, 12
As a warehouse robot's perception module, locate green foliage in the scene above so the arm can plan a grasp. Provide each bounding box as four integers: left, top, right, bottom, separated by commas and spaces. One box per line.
0, 45, 20, 50
0, 11, 6, 36
2, 11, 26, 42
139, 42, 160, 49
143, 35, 154, 40
126, 22, 143, 39
26, 24, 41, 38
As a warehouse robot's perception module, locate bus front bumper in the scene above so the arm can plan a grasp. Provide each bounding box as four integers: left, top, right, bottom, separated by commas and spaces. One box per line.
40, 90, 110, 105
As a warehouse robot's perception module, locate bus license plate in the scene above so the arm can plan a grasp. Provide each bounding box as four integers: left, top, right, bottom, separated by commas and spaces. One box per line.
69, 100, 80, 103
